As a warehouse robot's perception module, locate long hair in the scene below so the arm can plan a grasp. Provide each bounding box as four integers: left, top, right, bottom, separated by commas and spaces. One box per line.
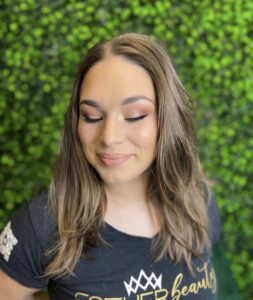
45, 33, 211, 278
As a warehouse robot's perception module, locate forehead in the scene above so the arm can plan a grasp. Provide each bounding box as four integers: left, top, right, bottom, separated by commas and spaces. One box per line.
79, 55, 155, 105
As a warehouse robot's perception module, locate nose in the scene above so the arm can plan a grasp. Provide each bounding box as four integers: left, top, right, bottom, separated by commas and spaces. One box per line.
100, 116, 124, 146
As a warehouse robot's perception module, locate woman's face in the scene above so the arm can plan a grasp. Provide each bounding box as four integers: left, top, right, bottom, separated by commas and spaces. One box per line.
78, 55, 157, 186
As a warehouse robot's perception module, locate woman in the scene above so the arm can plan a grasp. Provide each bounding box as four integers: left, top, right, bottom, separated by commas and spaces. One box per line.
0, 33, 220, 299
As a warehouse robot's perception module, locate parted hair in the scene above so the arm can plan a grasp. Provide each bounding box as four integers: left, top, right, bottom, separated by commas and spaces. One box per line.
45, 33, 211, 278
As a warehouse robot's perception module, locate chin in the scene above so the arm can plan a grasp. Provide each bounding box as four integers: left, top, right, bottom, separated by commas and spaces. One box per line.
99, 170, 148, 186
100, 174, 132, 185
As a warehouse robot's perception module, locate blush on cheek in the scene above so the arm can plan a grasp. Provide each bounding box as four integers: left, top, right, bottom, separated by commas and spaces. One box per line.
131, 126, 156, 144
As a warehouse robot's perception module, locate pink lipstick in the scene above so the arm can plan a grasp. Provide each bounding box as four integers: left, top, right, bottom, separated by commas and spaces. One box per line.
98, 153, 132, 166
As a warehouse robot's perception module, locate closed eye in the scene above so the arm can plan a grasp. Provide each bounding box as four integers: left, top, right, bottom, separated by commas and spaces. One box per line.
125, 115, 147, 122
81, 115, 148, 123
82, 115, 103, 123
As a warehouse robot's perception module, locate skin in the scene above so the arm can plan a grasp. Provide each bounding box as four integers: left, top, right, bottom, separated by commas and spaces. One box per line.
0, 269, 49, 299
78, 55, 160, 237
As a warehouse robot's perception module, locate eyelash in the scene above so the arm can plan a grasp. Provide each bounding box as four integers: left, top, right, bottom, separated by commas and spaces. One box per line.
82, 115, 147, 123
126, 115, 147, 122
82, 116, 102, 123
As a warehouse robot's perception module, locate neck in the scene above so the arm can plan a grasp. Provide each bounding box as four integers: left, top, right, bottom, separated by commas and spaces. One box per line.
104, 177, 149, 208
102, 177, 161, 237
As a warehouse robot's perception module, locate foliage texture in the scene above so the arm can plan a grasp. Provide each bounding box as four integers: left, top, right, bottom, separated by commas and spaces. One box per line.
1, 1, 252, 299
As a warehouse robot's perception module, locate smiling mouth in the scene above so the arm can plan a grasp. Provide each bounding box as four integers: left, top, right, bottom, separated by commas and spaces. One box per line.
98, 153, 132, 166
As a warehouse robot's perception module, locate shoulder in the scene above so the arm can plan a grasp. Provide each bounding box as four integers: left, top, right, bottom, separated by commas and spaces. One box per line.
27, 191, 57, 250
9, 191, 57, 253
0, 191, 56, 288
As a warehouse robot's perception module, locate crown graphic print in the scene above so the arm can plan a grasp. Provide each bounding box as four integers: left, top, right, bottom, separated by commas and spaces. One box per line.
124, 269, 162, 296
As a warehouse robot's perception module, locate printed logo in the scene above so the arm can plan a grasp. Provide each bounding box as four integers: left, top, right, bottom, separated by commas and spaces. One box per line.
75, 260, 217, 300
0, 222, 18, 261
124, 269, 162, 296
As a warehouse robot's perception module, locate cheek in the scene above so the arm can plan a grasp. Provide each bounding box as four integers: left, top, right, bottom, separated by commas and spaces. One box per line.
129, 120, 157, 149
78, 122, 93, 147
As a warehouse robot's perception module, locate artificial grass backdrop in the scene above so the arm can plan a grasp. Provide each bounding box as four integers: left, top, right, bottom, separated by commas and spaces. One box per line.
1, 1, 252, 299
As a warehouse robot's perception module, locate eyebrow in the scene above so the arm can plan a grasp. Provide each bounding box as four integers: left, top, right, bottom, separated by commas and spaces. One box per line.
79, 95, 154, 107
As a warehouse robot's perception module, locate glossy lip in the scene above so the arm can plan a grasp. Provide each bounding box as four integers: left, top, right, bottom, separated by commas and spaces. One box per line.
98, 153, 133, 166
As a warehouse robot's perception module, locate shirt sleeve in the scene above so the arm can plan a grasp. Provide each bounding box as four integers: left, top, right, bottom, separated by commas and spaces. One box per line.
0, 192, 54, 289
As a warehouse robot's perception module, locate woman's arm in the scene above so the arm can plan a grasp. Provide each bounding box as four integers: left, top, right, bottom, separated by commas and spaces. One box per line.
0, 270, 41, 300
34, 291, 50, 300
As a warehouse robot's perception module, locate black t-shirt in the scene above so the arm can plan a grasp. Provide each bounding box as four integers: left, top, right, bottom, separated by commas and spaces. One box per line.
0, 191, 221, 300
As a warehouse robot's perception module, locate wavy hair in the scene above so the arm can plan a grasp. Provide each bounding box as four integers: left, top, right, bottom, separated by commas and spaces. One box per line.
45, 33, 211, 278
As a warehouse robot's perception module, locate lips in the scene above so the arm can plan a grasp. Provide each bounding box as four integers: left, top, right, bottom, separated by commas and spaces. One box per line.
98, 153, 132, 166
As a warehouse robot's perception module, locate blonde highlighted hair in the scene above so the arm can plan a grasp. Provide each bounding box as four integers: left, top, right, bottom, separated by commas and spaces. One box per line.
46, 33, 211, 278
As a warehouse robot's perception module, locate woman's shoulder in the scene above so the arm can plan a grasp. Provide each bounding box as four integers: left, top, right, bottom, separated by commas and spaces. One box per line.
26, 191, 57, 250
27, 191, 54, 228
0, 191, 56, 288
3, 191, 57, 254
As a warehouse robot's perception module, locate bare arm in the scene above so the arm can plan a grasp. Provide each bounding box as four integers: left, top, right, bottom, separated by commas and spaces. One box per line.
0, 270, 43, 300
34, 291, 50, 300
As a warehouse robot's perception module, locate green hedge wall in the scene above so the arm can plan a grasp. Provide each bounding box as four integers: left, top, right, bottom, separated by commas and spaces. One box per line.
1, 1, 252, 299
